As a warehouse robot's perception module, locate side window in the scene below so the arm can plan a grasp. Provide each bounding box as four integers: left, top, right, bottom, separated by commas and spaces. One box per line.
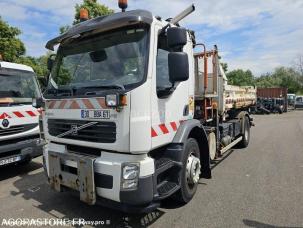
156, 34, 173, 97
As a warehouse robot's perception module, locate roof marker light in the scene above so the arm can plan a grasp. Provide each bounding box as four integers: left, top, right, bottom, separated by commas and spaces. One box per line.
118, 0, 128, 12
80, 8, 89, 22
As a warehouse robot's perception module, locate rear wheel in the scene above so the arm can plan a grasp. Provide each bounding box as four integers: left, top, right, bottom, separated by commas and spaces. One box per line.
238, 116, 250, 148
174, 138, 201, 203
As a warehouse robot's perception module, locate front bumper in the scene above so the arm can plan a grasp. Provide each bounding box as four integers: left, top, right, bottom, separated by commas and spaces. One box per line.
0, 136, 44, 165
45, 146, 156, 212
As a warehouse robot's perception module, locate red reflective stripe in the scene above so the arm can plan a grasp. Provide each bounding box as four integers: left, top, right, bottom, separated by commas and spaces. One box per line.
96, 98, 107, 109
0, 113, 11, 119
82, 99, 95, 109
13, 111, 24, 118
58, 100, 67, 109
151, 128, 158, 137
26, 111, 36, 117
48, 101, 56, 109
70, 100, 80, 109
159, 124, 169, 134
170, 122, 177, 131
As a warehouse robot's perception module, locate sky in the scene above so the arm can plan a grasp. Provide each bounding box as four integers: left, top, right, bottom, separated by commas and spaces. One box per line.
0, 0, 303, 76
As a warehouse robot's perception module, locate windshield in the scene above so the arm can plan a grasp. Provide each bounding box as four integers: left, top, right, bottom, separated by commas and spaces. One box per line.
0, 69, 40, 105
46, 26, 149, 97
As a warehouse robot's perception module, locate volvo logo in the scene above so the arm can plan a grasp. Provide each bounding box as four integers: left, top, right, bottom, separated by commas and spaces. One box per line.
71, 125, 78, 136
1, 119, 10, 129
56, 121, 98, 138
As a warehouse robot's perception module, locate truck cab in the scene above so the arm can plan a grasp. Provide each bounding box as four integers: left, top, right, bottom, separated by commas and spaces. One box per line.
42, 5, 253, 213
0, 61, 43, 166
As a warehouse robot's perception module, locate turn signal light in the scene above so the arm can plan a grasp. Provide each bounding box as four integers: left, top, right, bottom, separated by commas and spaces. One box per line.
120, 95, 127, 106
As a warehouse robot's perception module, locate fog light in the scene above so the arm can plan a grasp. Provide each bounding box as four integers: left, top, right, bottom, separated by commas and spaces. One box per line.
121, 163, 139, 190
122, 179, 138, 190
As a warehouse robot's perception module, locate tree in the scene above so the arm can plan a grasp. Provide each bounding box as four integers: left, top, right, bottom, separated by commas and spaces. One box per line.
255, 67, 303, 94
221, 62, 228, 73
16, 53, 53, 88
293, 55, 303, 76
226, 69, 255, 86
60, 0, 114, 34
0, 16, 25, 62
74, 0, 114, 25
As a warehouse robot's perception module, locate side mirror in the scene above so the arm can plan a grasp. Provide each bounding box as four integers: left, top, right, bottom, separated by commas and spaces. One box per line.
168, 52, 189, 83
32, 97, 44, 109
167, 27, 187, 49
47, 54, 56, 71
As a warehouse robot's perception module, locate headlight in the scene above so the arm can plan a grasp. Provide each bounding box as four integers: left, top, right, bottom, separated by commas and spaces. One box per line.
106, 94, 118, 107
123, 164, 139, 180
121, 163, 140, 190
106, 94, 127, 108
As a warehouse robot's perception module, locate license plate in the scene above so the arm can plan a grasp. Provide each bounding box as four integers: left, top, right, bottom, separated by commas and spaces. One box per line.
0, 156, 21, 166
81, 110, 110, 119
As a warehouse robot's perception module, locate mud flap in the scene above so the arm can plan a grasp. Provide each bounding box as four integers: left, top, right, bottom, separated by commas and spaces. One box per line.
48, 151, 96, 205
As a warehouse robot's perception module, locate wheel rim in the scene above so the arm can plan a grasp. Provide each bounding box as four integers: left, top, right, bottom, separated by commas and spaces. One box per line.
186, 152, 201, 188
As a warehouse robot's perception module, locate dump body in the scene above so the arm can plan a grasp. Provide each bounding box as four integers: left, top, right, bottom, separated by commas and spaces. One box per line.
224, 85, 256, 110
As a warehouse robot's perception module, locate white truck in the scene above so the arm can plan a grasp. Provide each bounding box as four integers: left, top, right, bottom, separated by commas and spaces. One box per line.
0, 61, 43, 166
39, 2, 255, 213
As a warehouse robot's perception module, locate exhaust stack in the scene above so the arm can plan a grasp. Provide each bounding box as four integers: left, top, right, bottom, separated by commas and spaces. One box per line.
170, 4, 195, 25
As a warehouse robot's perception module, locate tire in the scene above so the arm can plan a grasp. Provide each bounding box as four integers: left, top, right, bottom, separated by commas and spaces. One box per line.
174, 138, 201, 203
238, 116, 250, 148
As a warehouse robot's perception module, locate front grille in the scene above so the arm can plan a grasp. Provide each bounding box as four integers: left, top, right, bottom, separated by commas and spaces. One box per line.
0, 124, 38, 137
0, 149, 20, 159
0, 135, 39, 147
48, 119, 116, 143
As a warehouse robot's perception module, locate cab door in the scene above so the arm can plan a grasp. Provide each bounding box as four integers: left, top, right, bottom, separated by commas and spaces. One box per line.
150, 25, 194, 149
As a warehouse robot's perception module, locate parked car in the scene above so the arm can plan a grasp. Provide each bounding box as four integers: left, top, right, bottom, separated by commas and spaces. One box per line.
294, 96, 303, 109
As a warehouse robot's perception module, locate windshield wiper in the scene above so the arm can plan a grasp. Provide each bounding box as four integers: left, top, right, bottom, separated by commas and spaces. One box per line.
81, 84, 126, 91
46, 88, 74, 97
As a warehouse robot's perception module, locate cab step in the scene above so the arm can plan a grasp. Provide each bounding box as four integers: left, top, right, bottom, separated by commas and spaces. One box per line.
155, 157, 182, 175
156, 181, 180, 200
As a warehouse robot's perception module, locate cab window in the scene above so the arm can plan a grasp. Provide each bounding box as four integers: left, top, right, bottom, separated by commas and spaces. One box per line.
156, 34, 173, 98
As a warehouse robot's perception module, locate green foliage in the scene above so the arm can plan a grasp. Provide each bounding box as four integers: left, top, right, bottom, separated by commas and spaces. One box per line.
59, 25, 71, 34
227, 66, 303, 94
255, 67, 302, 93
15, 52, 54, 88
221, 62, 228, 73
59, 0, 113, 34
74, 0, 114, 25
0, 16, 25, 62
226, 69, 254, 86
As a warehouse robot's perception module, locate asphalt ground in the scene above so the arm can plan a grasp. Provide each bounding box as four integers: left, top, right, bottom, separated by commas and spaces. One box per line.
0, 110, 302, 228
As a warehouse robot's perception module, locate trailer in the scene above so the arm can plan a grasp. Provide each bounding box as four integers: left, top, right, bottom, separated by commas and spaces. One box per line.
0, 61, 43, 166
37, 1, 254, 213
256, 87, 288, 113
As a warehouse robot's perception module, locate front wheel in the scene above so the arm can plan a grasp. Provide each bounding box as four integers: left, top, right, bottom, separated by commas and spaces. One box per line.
174, 138, 201, 203
238, 116, 250, 148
